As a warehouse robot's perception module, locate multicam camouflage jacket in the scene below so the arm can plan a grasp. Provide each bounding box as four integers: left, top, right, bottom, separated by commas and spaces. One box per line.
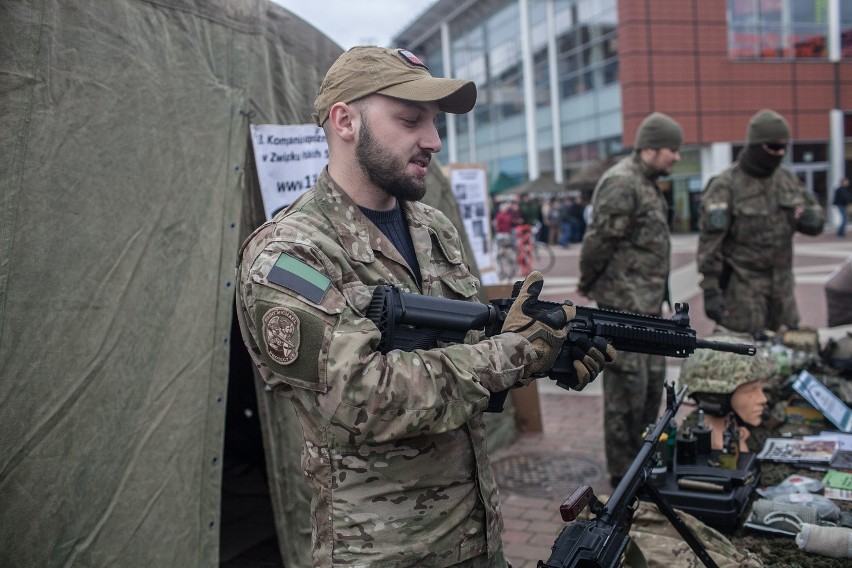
235, 169, 536, 567
578, 154, 671, 314
697, 163, 824, 288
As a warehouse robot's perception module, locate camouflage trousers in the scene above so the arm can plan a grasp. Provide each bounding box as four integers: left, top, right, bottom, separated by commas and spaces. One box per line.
602, 351, 666, 478
719, 266, 798, 333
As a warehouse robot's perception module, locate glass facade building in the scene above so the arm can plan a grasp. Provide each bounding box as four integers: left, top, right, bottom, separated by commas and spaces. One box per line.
394, 0, 852, 231
396, 0, 623, 189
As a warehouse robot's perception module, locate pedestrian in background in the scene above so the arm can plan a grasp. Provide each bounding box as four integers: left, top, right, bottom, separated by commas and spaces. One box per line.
557, 196, 573, 248
697, 109, 825, 335
833, 177, 850, 237
519, 194, 541, 228
567, 196, 586, 242
543, 197, 562, 245
578, 111, 683, 487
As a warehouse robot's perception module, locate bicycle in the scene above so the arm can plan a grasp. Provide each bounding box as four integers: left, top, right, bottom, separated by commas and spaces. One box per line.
494, 222, 556, 281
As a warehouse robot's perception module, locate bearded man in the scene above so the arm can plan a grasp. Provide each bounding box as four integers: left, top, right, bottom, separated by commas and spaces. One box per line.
577, 112, 683, 488
234, 46, 611, 567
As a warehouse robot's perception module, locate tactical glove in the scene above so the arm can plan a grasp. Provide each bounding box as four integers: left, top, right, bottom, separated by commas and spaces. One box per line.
795, 206, 824, 236
565, 335, 617, 391
502, 271, 574, 378
703, 288, 725, 323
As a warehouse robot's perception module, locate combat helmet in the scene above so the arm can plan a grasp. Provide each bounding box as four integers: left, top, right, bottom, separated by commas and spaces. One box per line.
679, 333, 774, 410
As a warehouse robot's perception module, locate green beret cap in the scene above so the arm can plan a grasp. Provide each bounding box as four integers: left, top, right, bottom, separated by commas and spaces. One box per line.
747, 109, 790, 145
634, 112, 683, 150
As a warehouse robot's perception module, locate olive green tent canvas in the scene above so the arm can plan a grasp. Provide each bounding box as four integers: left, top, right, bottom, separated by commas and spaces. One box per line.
0, 2, 512, 566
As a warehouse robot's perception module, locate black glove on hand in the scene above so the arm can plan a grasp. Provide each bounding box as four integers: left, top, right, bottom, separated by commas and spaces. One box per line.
795, 207, 823, 236
566, 336, 617, 391
703, 288, 725, 323
502, 271, 575, 379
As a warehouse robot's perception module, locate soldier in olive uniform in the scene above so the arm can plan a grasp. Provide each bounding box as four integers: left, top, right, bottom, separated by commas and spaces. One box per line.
578, 112, 684, 486
697, 109, 825, 335
235, 46, 612, 568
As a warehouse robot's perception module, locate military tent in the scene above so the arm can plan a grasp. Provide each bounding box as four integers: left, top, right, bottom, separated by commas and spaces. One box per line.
0, 2, 516, 566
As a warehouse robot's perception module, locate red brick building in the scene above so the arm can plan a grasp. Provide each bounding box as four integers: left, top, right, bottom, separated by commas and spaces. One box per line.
619, 0, 851, 214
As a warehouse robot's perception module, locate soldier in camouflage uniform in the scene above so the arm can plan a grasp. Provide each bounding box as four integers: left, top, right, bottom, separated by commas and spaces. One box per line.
578, 112, 683, 486
697, 109, 825, 335
235, 46, 612, 567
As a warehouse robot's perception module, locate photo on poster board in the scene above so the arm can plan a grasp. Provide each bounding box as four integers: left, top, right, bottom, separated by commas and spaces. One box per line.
249, 124, 329, 220
446, 164, 496, 284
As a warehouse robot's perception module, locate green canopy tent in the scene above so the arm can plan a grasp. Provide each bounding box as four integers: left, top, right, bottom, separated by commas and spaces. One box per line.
495, 173, 565, 197
0, 2, 513, 566
489, 171, 525, 195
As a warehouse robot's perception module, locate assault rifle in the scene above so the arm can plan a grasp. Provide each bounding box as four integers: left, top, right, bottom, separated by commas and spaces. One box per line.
538, 384, 718, 568
365, 284, 756, 412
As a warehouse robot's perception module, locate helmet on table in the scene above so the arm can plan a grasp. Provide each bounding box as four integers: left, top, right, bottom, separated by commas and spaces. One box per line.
679, 332, 775, 415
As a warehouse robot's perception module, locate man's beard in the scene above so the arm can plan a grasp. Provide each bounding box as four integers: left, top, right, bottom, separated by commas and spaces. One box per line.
356, 116, 429, 202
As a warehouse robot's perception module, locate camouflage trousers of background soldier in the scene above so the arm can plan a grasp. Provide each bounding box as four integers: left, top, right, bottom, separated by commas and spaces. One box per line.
603, 351, 667, 479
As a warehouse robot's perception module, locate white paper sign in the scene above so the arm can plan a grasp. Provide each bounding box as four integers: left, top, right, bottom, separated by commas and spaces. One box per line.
250, 124, 329, 220
447, 165, 496, 283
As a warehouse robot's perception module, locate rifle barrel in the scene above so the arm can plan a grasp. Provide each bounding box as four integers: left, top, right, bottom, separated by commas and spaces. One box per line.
694, 339, 756, 356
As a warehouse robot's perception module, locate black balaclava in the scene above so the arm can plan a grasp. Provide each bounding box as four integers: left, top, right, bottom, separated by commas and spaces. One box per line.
739, 109, 790, 178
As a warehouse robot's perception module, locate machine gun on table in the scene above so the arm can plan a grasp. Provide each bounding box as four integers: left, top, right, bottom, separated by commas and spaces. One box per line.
538, 384, 719, 568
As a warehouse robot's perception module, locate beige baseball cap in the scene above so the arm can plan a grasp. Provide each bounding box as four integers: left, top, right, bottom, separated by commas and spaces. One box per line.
312, 46, 477, 126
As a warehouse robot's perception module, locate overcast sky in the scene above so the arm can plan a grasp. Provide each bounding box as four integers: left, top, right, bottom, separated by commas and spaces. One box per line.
272, 0, 437, 50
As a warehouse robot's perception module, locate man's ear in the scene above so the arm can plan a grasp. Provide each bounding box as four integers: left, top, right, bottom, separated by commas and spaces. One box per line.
328, 102, 357, 142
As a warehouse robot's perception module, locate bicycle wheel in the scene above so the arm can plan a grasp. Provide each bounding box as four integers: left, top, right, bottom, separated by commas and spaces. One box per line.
532, 242, 556, 274
496, 248, 517, 281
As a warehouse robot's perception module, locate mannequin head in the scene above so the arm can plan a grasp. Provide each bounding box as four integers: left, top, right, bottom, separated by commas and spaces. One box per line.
679, 332, 774, 426
730, 379, 768, 427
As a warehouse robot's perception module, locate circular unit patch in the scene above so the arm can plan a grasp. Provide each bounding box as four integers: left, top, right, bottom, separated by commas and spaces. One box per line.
262, 307, 300, 365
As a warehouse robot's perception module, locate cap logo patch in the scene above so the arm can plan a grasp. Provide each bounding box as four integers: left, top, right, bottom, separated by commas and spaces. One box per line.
397, 49, 428, 70
262, 307, 300, 365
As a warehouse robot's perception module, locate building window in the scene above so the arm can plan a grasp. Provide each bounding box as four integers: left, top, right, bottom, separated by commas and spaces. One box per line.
844, 2, 852, 57
727, 0, 837, 59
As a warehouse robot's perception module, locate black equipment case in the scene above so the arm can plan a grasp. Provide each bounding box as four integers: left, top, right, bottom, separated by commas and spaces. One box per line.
649, 451, 760, 534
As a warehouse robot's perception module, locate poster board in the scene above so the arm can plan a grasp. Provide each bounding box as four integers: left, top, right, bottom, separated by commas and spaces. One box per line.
446, 164, 497, 284
249, 124, 329, 220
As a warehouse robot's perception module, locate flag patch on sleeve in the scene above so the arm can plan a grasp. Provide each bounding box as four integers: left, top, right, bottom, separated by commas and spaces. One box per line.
266, 253, 331, 304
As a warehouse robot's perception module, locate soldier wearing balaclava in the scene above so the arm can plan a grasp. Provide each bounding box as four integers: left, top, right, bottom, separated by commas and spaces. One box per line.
578, 112, 683, 487
697, 109, 824, 335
